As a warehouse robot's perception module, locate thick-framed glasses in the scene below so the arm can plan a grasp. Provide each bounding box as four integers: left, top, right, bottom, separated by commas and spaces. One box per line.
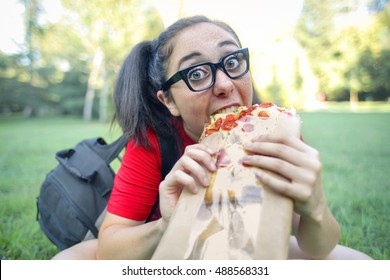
160, 48, 250, 92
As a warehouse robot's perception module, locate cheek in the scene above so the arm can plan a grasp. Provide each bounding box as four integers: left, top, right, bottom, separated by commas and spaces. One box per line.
176, 96, 209, 138
240, 77, 254, 105
180, 99, 208, 124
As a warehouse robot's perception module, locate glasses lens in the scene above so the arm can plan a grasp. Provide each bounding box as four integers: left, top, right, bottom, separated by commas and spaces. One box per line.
186, 64, 213, 91
180, 49, 249, 92
223, 51, 248, 78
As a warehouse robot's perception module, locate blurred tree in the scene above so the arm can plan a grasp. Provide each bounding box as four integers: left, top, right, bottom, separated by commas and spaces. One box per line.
21, 0, 44, 116
356, 2, 390, 100
0, 53, 32, 113
294, 0, 335, 93
264, 64, 286, 106
1, 0, 164, 119
60, 0, 164, 121
294, 0, 390, 105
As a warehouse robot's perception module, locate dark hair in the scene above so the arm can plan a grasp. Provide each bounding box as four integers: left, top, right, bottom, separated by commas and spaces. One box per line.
113, 16, 242, 148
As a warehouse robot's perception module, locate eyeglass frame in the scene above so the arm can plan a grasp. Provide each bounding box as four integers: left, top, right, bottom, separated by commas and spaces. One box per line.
160, 48, 250, 92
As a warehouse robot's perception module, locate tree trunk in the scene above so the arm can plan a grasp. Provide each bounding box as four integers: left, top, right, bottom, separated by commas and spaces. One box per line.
350, 89, 359, 111
83, 48, 103, 121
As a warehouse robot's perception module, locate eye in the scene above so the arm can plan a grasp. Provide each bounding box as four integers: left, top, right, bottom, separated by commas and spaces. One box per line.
225, 56, 241, 70
188, 67, 210, 82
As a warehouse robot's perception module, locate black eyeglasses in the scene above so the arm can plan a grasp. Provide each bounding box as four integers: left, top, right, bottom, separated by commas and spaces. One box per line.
160, 48, 250, 92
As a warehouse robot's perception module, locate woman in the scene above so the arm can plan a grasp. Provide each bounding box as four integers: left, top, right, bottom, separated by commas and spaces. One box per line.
53, 15, 371, 260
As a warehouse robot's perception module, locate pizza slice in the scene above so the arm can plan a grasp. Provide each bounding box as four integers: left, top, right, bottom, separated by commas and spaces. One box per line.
153, 103, 301, 260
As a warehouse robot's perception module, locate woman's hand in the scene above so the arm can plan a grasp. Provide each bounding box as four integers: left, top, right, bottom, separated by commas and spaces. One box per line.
159, 144, 216, 223
242, 134, 341, 258
242, 134, 325, 221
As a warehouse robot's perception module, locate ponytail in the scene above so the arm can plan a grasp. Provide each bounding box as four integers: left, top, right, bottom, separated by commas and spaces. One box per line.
114, 41, 175, 148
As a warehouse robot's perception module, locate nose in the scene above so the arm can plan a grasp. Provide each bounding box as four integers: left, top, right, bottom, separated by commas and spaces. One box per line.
212, 69, 234, 97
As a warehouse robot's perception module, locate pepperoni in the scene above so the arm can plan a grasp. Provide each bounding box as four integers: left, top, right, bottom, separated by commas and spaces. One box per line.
205, 128, 218, 136
238, 105, 257, 119
205, 103, 276, 136
221, 114, 238, 130
241, 123, 255, 132
258, 110, 270, 118
205, 117, 223, 136
214, 118, 223, 130
259, 102, 274, 108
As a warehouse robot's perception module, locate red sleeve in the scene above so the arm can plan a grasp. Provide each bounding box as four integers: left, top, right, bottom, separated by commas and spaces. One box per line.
107, 130, 162, 221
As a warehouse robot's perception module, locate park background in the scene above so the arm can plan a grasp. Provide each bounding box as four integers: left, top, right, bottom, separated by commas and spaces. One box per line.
0, 0, 389, 260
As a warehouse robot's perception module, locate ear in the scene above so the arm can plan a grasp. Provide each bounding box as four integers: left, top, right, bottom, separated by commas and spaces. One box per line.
156, 90, 180, 117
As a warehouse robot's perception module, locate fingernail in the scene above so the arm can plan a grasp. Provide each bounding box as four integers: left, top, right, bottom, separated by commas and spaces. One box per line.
242, 155, 249, 160
241, 155, 251, 163
244, 144, 254, 150
202, 177, 209, 186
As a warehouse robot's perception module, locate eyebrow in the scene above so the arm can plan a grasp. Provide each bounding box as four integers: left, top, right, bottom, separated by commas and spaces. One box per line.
177, 40, 240, 68
218, 40, 239, 48
177, 52, 202, 68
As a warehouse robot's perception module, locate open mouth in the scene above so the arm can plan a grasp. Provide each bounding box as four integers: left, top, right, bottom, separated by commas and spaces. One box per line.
213, 106, 241, 116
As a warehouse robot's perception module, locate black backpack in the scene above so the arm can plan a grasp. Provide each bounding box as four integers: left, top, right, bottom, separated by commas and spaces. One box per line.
36, 134, 179, 250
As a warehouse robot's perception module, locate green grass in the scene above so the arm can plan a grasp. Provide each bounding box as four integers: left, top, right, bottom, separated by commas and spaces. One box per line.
299, 112, 390, 260
0, 110, 389, 260
0, 116, 121, 260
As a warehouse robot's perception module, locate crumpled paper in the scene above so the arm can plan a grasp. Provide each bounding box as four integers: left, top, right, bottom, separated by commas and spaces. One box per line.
152, 104, 301, 259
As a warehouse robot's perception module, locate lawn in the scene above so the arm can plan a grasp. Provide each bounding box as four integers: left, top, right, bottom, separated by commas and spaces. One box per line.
299, 111, 390, 259
0, 110, 389, 260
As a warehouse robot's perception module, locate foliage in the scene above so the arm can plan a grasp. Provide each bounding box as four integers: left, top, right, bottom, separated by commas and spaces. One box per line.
1, 0, 389, 116
0, 0, 164, 120
294, 0, 390, 101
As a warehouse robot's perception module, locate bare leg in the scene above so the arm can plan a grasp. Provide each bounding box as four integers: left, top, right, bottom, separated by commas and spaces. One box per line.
52, 236, 373, 260
52, 239, 98, 260
288, 236, 373, 260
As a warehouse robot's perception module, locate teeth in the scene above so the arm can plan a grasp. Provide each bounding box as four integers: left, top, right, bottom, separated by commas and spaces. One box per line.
214, 106, 241, 116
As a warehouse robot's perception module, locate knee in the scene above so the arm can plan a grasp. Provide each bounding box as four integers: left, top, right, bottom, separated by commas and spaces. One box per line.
326, 245, 373, 260
51, 239, 98, 260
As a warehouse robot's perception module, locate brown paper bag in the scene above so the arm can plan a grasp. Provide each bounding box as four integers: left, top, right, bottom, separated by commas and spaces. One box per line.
152, 104, 301, 259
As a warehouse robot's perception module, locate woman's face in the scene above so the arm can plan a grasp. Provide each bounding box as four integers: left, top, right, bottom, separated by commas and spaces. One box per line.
158, 22, 253, 141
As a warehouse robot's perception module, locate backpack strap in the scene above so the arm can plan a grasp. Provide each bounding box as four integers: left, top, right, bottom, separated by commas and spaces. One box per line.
158, 134, 180, 179
146, 134, 180, 222
85, 134, 128, 163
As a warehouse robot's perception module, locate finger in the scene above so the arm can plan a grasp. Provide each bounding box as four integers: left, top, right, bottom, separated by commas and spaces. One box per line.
252, 134, 318, 156
244, 141, 318, 169
243, 152, 320, 188
184, 143, 216, 157
182, 145, 217, 172
242, 154, 301, 181
178, 155, 211, 187
255, 171, 312, 203
164, 169, 200, 194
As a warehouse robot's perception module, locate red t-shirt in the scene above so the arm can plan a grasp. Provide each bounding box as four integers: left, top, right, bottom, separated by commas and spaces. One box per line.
107, 121, 196, 221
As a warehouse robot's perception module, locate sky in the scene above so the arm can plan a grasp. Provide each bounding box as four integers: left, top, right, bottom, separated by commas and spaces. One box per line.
0, 0, 25, 53
0, 0, 304, 54
151, 0, 304, 46
0, 0, 63, 54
